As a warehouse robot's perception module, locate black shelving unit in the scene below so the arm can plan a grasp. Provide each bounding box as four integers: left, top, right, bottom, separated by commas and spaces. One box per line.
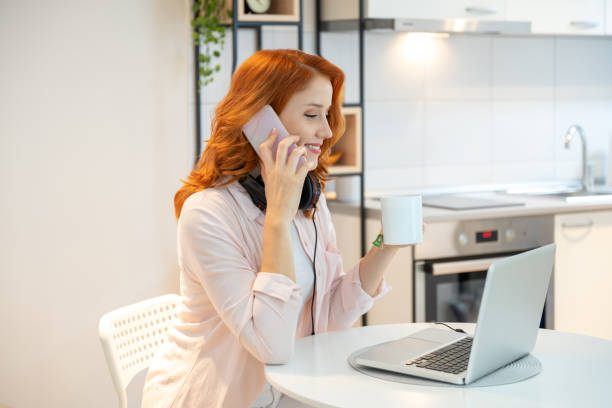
231, 0, 304, 72
315, 0, 368, 325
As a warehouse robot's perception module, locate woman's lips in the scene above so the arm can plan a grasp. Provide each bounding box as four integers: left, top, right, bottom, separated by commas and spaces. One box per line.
305, 143, 321, 155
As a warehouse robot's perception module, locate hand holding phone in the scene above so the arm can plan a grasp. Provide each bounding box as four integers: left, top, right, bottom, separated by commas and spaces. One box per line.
242, 105, 307, 168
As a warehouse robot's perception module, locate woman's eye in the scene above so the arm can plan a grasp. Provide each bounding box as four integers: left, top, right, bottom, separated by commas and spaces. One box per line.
305, 114, 317, 118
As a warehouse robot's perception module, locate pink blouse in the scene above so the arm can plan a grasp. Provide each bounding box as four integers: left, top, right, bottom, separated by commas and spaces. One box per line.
141, 180, 390, 408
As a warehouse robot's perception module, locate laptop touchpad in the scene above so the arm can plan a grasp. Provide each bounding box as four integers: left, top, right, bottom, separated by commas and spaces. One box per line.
357, 337, 440, 365
410, 328, 466, 344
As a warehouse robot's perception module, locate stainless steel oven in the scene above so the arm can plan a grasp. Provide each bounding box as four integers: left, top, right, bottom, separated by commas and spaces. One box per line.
414, 215, 554, 328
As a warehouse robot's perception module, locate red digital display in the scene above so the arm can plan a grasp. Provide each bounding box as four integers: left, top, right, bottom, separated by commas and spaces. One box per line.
476, 230, 498, 243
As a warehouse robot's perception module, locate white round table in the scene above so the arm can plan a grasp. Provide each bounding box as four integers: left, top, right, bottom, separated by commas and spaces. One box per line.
265, 323, 612, 408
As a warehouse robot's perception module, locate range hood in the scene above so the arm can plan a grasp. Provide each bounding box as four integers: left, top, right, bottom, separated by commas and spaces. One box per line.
321, 18, 531, 35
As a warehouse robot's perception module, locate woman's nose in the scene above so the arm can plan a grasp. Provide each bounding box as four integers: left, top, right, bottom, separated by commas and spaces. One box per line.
317, 119, 333, 140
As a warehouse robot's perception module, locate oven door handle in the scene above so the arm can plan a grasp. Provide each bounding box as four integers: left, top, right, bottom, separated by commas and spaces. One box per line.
431, 257, 507, 275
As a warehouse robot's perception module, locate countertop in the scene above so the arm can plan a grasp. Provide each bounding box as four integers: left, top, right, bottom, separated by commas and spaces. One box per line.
327, 182, 612, 223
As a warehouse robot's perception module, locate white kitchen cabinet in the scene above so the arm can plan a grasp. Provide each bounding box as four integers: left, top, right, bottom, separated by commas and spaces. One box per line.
436, 0, 506, 20
507, 0, 605, 35
321, 0, 505, 21
554, 210, 612, 340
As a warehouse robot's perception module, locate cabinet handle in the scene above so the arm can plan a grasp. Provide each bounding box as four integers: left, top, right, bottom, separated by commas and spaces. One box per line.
569, 21, 600, 29
561, 221, 594, 229
465, 7, 500, 15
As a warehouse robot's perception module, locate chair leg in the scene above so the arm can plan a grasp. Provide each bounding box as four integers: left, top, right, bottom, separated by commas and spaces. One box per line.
118, 391, 128, 408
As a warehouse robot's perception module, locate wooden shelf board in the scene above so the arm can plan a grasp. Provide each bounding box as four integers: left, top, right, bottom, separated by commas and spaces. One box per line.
329, 165, 362, 175
237, 13, 300, 22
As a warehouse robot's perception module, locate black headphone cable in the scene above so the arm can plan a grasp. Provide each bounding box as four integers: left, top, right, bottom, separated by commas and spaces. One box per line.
310, 205, 317, 336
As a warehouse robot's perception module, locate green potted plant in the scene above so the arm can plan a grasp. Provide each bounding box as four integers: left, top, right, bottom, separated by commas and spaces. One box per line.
192, 0, 232, 88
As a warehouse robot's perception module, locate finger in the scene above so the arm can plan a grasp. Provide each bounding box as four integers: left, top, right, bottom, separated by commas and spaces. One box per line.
286, 145, 308, 173
275, 135, 300, 166
296, 155, 313, 179
258, 128, 277, 169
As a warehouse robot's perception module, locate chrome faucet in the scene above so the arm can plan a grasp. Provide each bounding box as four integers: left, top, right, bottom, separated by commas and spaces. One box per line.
564, 124, 590, 191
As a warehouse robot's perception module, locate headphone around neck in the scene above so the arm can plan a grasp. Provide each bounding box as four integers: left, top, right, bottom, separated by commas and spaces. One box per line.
238, 172, 322, 213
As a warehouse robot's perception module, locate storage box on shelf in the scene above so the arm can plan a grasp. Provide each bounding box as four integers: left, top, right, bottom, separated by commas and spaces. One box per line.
329, 107, 362, 175
222, 0, 299, 23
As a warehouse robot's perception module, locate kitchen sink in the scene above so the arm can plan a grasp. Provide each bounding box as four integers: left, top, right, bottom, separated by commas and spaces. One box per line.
504, 186, 612, 203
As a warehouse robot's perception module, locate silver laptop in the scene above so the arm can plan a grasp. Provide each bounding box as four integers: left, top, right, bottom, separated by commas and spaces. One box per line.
355, 244, 556, 385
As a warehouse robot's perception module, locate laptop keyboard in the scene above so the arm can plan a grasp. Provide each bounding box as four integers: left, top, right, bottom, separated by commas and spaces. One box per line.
405, 337, 473, 375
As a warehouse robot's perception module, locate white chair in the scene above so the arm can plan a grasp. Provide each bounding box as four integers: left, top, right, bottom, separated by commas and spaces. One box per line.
98, 294, 181, 408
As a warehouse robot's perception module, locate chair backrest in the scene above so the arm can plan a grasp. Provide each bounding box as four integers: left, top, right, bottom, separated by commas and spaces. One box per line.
98, 294, 181, 408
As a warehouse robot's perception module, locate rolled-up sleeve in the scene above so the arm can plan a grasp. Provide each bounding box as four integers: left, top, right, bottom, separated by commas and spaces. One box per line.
178, 205, 301, 364
316, 197, 391, 331
325, 246, 391, 331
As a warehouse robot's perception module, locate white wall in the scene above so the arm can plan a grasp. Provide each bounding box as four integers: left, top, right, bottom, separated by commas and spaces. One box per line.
0, 0, 192, 407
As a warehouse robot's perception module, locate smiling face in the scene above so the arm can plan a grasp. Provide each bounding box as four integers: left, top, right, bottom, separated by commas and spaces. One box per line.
279, 74, 334, 168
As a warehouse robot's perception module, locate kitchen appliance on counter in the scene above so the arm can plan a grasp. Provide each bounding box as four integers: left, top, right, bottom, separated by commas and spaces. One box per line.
414, 215, 554, 328
422, 195, 525, 211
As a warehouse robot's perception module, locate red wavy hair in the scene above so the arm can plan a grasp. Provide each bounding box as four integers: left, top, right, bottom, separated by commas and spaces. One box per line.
174, 49, 346, 219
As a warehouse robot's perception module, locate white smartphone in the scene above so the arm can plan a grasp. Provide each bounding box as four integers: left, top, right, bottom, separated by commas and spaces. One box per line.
242, 105, 306, 167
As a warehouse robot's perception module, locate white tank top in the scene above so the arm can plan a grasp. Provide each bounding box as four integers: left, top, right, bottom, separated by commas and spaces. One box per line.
290, 220, 315, 317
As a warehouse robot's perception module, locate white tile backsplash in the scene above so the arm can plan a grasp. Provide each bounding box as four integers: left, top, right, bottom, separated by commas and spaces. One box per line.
424, 164, 494, 187
555, 37, 612, 99
555, 160, 583, 181
365, 167, 424, 190
492, 37, 555, 100
424, 35, 493, 101
364, 101, 424, 169
424, 101, 493, 166
492, 161, 556, 183
492, 101, 555, 162
364, 33, 425, 102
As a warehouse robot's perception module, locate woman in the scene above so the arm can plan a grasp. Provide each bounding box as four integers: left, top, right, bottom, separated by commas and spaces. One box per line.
142, 49, 404, 408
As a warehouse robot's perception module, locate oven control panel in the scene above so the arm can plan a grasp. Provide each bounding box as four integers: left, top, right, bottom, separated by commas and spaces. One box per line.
415, 215, 554, 259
